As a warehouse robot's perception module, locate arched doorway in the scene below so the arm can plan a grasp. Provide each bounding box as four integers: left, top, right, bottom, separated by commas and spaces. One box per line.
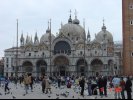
91, 59, 103, 76
54, 56, 69, 76
22, 61, 33, 74
77, 59, 87, 76
54, 41, 71, 55
36, 60, 47, 76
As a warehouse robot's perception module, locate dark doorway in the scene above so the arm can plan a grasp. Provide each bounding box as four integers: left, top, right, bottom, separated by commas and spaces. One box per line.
96, 72, 99, 77
80, 67, 85, 76
60, 66, 66, 76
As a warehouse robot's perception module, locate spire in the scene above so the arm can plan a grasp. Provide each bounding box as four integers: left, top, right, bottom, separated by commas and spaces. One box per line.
46, 21, 50, 33
30, 35, 33, 44
68, 9, 72, 23
74, 9, 77, 19
34, 32, 39, 45
26, 33, 30, 44
26, 34, 29, 44
61, 22, 63, 28
20, 31, 25, 46
87, 28, 91, 42
83, 18, 85, 29
102, 18, 106, 31
73, 9, 80, 24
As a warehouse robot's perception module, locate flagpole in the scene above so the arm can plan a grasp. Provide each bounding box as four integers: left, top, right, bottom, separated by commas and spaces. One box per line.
49, 19, 52, 76
15, 19, 18, 78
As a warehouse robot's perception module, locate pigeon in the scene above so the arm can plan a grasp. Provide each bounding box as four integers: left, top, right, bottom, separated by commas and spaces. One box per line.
56, 97, 59, 99
56, 94, 59, 96
23, 94, 26, 96
48, 95, 51, 98
72, 96, 74, 98
12, 96, 16, 99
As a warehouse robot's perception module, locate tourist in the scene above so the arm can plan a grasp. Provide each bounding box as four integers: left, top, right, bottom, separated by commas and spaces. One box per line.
4, 77, 10, 94
120, 77, 125, 99
57, 76, 61, 88
79, 76, 85, 97
87, 77, 92, 96
41, 76, 46, 93
23, 73, 30, 94
112, 75, 121, 99
29, 74, 34, 92
103, 76, 108, 97
97, 76, 104, 98
45, 76, 52, 94
125, 77, 132, 99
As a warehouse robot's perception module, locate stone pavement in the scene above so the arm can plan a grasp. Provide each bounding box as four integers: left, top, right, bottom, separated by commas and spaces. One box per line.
0, 82, 131, 99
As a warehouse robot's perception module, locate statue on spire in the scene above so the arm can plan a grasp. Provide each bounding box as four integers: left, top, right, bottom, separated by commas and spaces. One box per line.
74, 9, 78, 19
20, 31, 25, 46
102, 18, 107, 31
68, 9, 72, 23
87, 28, 91, 42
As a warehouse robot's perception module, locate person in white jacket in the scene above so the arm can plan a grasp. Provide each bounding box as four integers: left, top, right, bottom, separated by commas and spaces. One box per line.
112, 75, 121, 99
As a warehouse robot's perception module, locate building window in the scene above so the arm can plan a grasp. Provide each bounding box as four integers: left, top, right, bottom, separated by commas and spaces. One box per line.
80, 51, 83, 55
12, 66, 14, 70
130, 20, 133, 25
130, 36, 133, 41
6, 73, 8, 77
68, 33, 70, 37
29, 53, 31, 56
76, 37, 79, 41
6, 58, 9, 63
6, 64, 8, 68
131, 52, 133, 57
129, 4, 133, 9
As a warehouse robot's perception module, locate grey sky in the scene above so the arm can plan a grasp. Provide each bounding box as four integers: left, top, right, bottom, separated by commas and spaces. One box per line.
0, 0, 122, 58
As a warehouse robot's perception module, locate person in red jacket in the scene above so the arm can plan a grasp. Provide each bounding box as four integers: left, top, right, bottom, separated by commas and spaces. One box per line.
120, 77, 125, 99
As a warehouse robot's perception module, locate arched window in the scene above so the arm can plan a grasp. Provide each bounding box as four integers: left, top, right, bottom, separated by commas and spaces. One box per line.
54, 41, 71, 55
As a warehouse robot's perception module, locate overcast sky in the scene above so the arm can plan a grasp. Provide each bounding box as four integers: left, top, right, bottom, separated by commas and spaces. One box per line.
0, 0, 122, 58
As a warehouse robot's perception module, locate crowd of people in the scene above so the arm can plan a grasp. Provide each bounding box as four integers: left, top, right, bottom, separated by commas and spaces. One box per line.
0, 73, 132, 99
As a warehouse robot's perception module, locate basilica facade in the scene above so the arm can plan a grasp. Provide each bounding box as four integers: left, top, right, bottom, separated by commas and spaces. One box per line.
4, 14, 122, 77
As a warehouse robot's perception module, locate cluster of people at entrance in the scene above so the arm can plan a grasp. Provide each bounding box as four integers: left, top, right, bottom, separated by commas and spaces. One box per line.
0, 73, 132, 99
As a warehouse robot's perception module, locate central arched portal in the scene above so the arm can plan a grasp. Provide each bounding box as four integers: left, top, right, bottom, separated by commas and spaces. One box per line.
36, 60, 47, 76
22, 61, 33, 74
91, 59, 103, 76
54, 56, 69, 76
77, 59, 87, 76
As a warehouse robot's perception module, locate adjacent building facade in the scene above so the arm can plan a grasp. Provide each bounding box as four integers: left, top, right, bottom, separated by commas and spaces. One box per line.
122, 0, 133, 75
0, 58, 4, 76
4, 13, 122, 77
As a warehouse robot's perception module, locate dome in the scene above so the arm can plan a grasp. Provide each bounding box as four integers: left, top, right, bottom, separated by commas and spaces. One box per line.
40, 33, 55, 44
60, 23, 85, 40
96, 26, 113, 43
73, 18, 80, 24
